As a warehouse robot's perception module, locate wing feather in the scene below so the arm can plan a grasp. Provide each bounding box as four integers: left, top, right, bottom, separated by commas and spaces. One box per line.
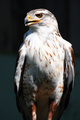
64, 47, 75, 90
14, 44, 26, 94
56, 46, 75, 119
14, 44, 27, 113
62, 46, 75, 110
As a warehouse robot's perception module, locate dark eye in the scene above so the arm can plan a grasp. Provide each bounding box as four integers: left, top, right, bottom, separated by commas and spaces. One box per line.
35, 13, 43, 18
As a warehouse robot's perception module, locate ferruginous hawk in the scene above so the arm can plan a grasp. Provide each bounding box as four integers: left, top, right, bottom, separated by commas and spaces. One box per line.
14, 9, 75, 120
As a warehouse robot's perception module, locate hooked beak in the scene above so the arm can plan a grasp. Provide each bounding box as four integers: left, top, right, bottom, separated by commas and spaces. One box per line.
24, 15, 41, 26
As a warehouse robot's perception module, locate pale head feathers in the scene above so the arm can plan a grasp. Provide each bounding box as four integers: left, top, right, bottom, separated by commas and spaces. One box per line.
24, 8, 59, 33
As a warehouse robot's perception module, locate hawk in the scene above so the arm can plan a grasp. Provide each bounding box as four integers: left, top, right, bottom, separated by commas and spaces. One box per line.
14, 9, 75, 120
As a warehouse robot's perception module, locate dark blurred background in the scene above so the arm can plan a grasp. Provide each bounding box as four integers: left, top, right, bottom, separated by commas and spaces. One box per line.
0, 0, 80, 120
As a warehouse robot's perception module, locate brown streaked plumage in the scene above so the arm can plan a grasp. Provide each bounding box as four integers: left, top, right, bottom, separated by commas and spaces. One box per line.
14, 9, 75, 120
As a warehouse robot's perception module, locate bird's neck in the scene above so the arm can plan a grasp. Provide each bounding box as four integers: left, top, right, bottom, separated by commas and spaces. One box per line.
29, 26, 56, 43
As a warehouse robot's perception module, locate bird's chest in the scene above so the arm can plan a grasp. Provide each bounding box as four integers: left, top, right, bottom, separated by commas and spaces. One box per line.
22, 39, 64, 97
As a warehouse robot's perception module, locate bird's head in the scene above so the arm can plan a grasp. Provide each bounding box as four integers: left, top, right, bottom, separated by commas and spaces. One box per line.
24, 9, 58, 32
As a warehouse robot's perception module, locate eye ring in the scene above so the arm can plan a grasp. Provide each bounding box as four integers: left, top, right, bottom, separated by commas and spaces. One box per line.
35, 13, 43, 18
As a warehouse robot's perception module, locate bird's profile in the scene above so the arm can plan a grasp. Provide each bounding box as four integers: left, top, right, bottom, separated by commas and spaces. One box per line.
14, 9, 75, 120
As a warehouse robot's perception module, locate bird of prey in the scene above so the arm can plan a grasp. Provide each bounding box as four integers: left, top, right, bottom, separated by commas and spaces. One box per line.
14, 9, 75, 120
